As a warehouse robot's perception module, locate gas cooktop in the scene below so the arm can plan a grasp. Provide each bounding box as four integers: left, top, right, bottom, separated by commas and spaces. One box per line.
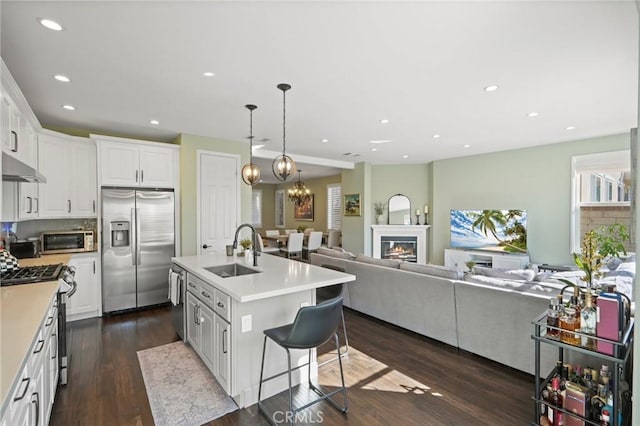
0, 264, 64, 286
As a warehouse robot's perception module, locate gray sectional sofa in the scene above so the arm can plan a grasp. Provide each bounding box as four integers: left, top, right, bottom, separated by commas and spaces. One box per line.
310, 248, 559, 375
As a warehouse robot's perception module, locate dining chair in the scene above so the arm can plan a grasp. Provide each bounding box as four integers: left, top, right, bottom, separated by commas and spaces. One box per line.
280, 232, 304, 259
303, 228, 315, 235
303, 231, 323, 259
265, 230, 280, 237
284, 229, 297, 235
326, 230, 341, 248
256, 234, 280, 254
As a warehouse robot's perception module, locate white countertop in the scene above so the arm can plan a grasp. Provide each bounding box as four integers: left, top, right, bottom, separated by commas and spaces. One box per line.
171, 253, 355, 303
1, 254, 70, 407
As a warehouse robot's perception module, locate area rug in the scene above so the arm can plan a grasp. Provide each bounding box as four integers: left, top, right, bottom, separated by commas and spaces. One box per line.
137, 341, 238, 426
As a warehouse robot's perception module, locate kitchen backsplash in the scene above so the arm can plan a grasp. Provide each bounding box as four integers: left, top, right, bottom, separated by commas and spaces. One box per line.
2, 218, 98, 241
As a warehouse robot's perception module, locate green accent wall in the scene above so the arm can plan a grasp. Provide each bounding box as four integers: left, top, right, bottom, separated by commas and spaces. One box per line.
178, 133, 251, 256
371, 164, 431, 225
430, 133, 630, 265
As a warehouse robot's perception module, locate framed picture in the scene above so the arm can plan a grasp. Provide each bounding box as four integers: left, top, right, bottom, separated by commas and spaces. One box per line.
344, 193, 361, 216
275, 190, 285, 228
294, 195, 314, 221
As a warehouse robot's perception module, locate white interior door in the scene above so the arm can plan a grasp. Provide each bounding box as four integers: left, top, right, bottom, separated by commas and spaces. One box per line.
198, 151, 239, 254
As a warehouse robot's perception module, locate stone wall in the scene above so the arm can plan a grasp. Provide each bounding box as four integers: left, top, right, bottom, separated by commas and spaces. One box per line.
580, 205, 635, 252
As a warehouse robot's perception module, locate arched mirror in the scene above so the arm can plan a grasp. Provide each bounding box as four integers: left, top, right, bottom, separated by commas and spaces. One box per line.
387, 194, 411, 225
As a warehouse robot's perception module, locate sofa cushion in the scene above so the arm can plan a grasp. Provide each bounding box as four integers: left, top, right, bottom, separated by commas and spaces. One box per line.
473, 266, 536, 282
317, 247, 355, 260
354, 254, 401, 269
399, 262, 463, 280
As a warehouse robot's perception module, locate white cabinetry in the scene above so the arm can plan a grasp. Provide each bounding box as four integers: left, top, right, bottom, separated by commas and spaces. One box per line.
96, 137, 178, 188
67, 253, 100, 321
38, 131, 97, 218
185, 273, 232, 394
444, 248, 530, 272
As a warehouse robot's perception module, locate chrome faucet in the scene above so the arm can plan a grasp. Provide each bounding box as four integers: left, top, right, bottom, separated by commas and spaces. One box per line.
232, 223, 258, 267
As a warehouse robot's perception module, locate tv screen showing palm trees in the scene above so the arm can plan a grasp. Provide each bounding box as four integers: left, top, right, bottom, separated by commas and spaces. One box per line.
450, 210, 527, 253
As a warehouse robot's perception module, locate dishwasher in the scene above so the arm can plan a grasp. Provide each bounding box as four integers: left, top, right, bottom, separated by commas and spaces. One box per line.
169, 264, 186, 339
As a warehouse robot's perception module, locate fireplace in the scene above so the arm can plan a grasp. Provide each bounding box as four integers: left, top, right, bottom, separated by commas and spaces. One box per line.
372, 225, 430, 264
381, 236, 417, 262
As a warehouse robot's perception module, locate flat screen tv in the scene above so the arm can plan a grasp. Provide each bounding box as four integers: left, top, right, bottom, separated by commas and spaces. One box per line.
450, 209, 528, 253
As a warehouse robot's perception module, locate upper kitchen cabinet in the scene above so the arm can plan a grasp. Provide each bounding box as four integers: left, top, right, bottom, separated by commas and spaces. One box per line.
1, 60, 40, 169
38, 131, 97, 218
95, 135, 179, 188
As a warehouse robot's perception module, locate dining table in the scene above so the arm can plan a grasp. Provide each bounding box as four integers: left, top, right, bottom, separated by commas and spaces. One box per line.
261, 232, 329, 247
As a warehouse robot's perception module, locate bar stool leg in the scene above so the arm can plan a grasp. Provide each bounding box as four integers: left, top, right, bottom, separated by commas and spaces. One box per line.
287, 348, 293, 416
335, 334, 349, 413
258, 336, 268, 406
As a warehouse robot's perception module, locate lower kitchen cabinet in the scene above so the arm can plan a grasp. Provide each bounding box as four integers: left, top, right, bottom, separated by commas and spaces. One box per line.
1, 293, 58, 426
67, 254, 100, 321
185, 274, 232, 394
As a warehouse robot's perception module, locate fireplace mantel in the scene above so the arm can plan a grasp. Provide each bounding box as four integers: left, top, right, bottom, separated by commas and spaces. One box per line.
372, 225, 431, 264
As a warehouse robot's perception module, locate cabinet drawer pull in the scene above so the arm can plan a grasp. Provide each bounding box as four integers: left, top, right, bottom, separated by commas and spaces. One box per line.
32, 392, 40, 426
45, 316, 54, 326
222, 328, 227, 354
141, 170, 144, 182
188, 282, 196, 288
135, 170, 139, 182
10, 130, 18, 152
217, 301, 224, 308
67, 200, 71, 213
26, 196, 32, 213
33, 339, 45, 354
34, 197, 39, 213
93, 200, 96, 213
13, 377, 30, 401
201, 291, 211, 299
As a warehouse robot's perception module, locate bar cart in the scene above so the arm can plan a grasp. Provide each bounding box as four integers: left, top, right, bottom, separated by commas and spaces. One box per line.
531, 307, 634, 426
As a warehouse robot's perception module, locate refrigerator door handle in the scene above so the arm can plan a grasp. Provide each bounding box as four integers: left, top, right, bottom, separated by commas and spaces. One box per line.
131, 208, 137, 266
135, 208, 141, 265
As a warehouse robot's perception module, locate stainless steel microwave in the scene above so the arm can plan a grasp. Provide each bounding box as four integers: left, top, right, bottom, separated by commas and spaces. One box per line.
41, 230, 95, 254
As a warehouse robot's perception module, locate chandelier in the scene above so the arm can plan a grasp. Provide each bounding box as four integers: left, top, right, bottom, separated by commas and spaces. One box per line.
241, 104, 260, 185
272, 83, 296, 181
288, 170, 311, 206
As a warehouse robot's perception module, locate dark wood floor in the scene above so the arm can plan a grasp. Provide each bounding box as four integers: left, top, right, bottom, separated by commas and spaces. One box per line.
51, 306, 534, 426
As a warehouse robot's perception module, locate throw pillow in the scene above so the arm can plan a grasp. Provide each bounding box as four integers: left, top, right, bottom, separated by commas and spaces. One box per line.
473, 266, 536, 282
606, 257, 623, 271
317, 247, 351, 259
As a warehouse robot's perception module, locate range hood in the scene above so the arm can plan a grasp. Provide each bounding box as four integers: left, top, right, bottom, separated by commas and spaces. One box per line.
2, 153, 47, 183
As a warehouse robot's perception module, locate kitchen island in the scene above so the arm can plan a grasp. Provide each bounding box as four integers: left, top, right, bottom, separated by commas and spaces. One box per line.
171, 252, 355, 408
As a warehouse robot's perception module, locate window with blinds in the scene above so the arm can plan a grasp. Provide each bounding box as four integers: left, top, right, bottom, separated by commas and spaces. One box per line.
251, 189, 262, 228
327, 184, 342, 230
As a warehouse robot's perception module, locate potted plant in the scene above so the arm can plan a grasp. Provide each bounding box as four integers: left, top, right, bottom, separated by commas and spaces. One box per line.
559, 223, 630, 291
374, 202, 386, 224
238, 238, 253, 256
297, 225, 307, 233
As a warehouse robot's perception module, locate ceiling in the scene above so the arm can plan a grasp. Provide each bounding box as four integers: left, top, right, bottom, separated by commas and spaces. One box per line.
1, 1, 638, 183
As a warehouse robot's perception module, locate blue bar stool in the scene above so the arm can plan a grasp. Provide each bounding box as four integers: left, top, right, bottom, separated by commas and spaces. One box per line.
257, 296, 348, 424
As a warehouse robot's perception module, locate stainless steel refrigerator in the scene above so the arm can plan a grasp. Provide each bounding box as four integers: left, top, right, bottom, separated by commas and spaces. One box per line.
102, 188, 175, 313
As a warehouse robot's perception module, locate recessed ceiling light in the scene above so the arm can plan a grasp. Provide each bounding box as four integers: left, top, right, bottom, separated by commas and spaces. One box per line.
39, 18, 63, 31
369, 140, 392, 144
527, 112, 539, 118
463, 144, 471, 148
203, 72, 215, 77
321, 139, 328, 143
371, 148, 377, 152
432, 134, 441, 139
402, 154, 409, 158
54, 74, 70, 83
62, 105, 75, 111
380, 119, 389, 124
484, 85, 499, 92
566, 126, 576, 131
149, 120, 160, 125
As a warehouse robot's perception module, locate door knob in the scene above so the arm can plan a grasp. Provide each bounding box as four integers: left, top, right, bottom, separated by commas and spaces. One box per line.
202, 244, 209, 249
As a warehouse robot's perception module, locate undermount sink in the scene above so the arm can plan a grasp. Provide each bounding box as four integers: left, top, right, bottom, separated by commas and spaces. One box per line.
205, 263, 261, 278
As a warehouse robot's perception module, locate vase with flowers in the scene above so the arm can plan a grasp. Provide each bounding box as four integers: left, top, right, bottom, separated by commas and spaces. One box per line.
374, 202, 386, 225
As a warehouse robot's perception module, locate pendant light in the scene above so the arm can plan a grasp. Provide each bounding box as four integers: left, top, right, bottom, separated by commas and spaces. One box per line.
288, 169, 312, 206
241, 104, 261, 185
272, 83, 296, 181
